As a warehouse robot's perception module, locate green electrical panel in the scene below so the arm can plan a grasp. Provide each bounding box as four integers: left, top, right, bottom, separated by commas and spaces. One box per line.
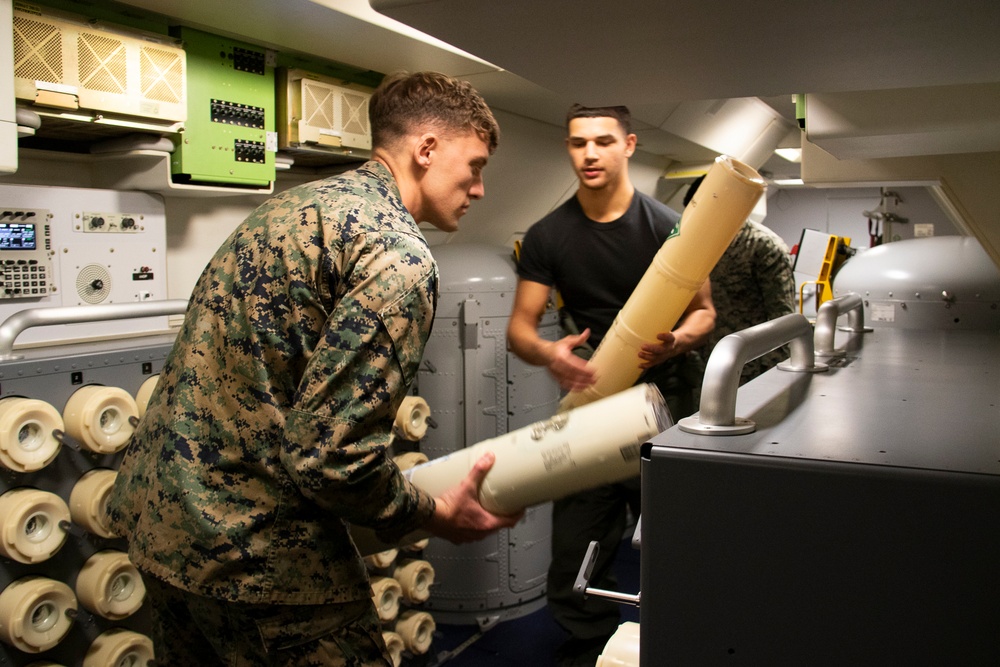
170, 27, 275, 187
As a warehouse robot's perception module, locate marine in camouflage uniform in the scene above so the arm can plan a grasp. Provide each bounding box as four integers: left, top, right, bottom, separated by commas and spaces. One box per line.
701, 218, 796, 384
107, 161, 438, 665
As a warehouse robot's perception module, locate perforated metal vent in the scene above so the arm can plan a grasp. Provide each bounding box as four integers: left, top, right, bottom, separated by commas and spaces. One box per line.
13, 15, 64, 84
140, 45, 184, 104
302, 78, 336, 130
341, 90, 370, 139
75, 265, 112, 304
77, 32, 127, 94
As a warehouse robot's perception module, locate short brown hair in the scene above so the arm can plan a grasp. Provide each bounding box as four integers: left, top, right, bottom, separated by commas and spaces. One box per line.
370, 71, 500, 154
566, 103, 632, 136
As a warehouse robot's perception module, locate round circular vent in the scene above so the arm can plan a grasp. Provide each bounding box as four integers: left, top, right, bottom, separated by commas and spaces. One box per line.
75, 264, 112, 304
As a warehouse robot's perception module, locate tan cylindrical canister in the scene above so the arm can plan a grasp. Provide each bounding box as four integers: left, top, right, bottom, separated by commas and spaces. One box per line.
560, 155, 766, 411
351, 383, 669, 555
82, 629, 154, 667
0, 488, 70, 564
75, 550, 146, 620
62, 385, 138, 454
69, 469, 117, 539
134, 375, 159, 418
596, 621, 640, 667
382, 630, 405, 667
392, 396, 431, 441
370, 575, 403, 622
0, 397, 63, 472
406, 383, 668, 515
395, 609, 435, 655
0, 577, 77, 653
392, 558, 435, 604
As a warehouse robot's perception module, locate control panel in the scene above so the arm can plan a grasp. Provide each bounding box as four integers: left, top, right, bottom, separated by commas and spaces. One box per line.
0, 209, 54, 299
0, 184, 168, 346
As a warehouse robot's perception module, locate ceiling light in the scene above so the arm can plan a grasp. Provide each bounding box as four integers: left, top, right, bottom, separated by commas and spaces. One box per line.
774, 147, 802, 162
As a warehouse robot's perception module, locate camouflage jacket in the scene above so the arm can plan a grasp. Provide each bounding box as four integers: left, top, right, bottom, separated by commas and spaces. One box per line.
703, 220, 796, 384
107, 162, 438, 604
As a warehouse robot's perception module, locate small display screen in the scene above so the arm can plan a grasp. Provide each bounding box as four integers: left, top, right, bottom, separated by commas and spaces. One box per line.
0, 223, 36, 250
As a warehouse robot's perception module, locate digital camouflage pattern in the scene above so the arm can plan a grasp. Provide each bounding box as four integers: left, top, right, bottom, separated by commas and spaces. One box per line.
144, 577, 390, 666
702, 219, 796, 384
107, 161, 438, 605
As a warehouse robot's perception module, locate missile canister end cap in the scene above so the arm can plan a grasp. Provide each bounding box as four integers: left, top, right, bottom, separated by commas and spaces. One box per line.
643, 383, 674, 433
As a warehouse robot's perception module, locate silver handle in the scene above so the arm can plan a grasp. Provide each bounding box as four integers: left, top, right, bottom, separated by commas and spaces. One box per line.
0, 300, 188, 359
679, 313, 827, 435
814, 293, 872, 357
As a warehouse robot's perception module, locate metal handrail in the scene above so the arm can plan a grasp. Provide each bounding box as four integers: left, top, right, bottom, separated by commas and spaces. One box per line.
0, 300, 188, 360
814, 292, 872, 357
679, 313, 827, 435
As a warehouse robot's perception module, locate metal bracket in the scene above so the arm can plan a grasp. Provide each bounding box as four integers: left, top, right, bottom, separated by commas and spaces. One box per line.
573, 540, 641, 608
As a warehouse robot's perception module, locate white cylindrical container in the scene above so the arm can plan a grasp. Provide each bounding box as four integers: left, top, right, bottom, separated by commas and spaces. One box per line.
0, 577, 77, 653
408, 383, 669, 515
82, 629, 154, 667
393, 451, 429, 471
370, 576, 403, 622
75, 550, 146, 620
382, 630, 405, 667
393, 396, 431, 441
134, 374, 159, 418
395, 609, 435, 655
0, 397, 63, 472
364, 548, 398, 570
0, 488, 70, 564
596, 621, 640, 667
69, 468, 117, 539
63, 385, 138, 454
561, 155, 766, 411
392, 558, 435, 604
352, 383, 669, 555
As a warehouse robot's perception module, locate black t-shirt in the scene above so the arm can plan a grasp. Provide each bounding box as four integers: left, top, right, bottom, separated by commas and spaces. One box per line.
517, 191, 681, 348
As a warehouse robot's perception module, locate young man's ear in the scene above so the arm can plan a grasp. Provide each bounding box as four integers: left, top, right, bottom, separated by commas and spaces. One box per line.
414, 133, 437, 168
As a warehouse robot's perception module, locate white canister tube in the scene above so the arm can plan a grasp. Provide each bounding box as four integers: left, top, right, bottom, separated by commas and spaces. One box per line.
395, 610, 435, 655
0, 488, 70, 564
63, 385, 138, 454
75, 550, 146, 620
560, 155, 766, 411
407, 383, 668, 515
0, 577, 77, 653
352, 383, 669, 555
382, 630, 405, 667
596, 621, 640, 667
0, 397, 63, 472
370, 576, 403, 622
393, 396, 431, 441
82, 629, 154, 667
392, 558, 435, 604
69, 469, 117, 539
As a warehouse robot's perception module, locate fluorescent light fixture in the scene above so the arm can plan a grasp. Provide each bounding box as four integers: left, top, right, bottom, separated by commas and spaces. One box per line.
774, 147, 802, 162
309, 0, 500, 68
774, 178, 804, 186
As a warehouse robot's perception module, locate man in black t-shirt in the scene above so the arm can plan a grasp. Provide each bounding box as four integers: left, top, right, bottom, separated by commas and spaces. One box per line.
507, 104, 715, 666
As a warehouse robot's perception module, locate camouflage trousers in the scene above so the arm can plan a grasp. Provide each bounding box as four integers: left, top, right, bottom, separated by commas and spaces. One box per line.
144, 575, 392, 666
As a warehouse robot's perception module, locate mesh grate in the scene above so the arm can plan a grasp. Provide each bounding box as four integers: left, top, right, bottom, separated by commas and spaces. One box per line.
341, 91, 370, 137
77, 32, 127, 95
302, 80, 336, 130
140, 46, 184, 104
13, 16, 64, 83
